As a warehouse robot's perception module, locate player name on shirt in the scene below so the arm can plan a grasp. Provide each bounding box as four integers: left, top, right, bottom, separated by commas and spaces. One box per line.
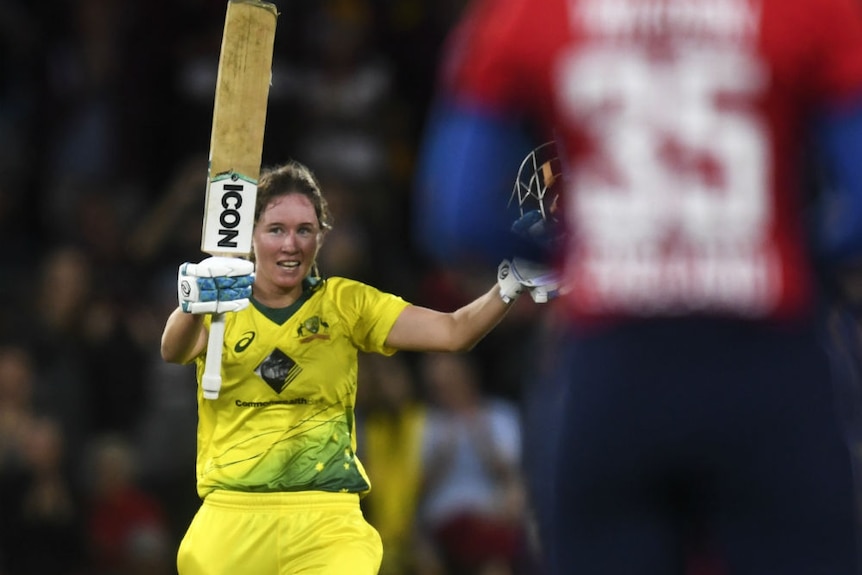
581, 248, 777, 316
576, 0, 761, 39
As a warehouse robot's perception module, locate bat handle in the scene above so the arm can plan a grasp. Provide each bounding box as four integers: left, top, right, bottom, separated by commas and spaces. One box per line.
202, 312, 226, 399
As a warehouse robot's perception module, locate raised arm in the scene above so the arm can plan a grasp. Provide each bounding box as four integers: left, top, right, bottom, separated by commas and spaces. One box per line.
385, 283, 514, 353
161, 257, 255, 364
161, 307, 207, 364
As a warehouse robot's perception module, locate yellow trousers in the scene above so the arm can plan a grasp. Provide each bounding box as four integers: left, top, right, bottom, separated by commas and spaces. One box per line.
177, 490, 383, 575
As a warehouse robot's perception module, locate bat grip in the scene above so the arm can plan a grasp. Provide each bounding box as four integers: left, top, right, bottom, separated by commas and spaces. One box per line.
202, 312, 226, 399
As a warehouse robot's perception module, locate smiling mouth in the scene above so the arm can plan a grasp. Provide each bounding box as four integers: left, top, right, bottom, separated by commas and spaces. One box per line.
278, 261, 300, 269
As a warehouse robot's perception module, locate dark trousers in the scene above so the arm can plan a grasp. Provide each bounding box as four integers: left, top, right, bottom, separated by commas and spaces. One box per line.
522, 316, 860, 575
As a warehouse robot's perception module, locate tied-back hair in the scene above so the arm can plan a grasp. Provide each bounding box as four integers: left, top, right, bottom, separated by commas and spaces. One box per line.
253, 160, 333, 281
255, 160, 334, 233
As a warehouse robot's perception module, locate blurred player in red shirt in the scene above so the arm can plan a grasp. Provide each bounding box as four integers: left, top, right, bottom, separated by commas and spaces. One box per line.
414, 0, 862, 574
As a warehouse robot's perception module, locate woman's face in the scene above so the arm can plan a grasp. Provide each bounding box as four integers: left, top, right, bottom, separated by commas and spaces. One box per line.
252, 192, 322, 296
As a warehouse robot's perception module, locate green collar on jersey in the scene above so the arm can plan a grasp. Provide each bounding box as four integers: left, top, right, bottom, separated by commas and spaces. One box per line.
251, 277, 323, 325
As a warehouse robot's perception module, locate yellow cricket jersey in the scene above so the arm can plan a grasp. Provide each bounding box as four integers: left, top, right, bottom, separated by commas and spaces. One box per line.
193, 277, 410, 500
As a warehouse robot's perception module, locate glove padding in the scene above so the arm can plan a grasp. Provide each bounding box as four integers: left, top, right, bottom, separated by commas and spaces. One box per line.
498, 257, 561, 304
498, 259, 526, 303
178, 256, 255, 314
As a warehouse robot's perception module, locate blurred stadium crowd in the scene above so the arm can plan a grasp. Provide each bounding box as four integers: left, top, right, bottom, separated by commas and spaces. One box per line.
0, 1, 542, 574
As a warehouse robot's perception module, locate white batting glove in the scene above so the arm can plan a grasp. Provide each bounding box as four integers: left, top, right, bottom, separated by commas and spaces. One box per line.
498, 257, 561, 304
498, 259, 526, 303
511, 258, 562, 303
178, 256, 255, 314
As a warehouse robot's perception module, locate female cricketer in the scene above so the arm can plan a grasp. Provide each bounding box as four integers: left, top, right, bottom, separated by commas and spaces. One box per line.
160, 160, 554, 574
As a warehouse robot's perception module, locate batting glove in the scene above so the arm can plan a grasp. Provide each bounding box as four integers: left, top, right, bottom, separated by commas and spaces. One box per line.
512, 257, 562, 303
498, 257, 562, 304
507, 209, 566, 303
178, 256, 255, 314
498, 259, 526, 303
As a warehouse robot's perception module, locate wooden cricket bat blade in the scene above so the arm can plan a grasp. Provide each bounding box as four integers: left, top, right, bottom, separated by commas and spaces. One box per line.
201, 0, 278, 400
201, 0, 278, 257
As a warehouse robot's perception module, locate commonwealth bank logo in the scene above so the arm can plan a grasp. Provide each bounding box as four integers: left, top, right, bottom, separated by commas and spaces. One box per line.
255, 349, 302, 394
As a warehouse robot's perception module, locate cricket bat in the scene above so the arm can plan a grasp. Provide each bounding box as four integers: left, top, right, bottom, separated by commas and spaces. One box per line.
200, 0, 278, 399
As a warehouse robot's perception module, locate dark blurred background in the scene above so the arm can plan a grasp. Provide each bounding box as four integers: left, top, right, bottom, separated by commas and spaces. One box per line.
0, 1, 540, 574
